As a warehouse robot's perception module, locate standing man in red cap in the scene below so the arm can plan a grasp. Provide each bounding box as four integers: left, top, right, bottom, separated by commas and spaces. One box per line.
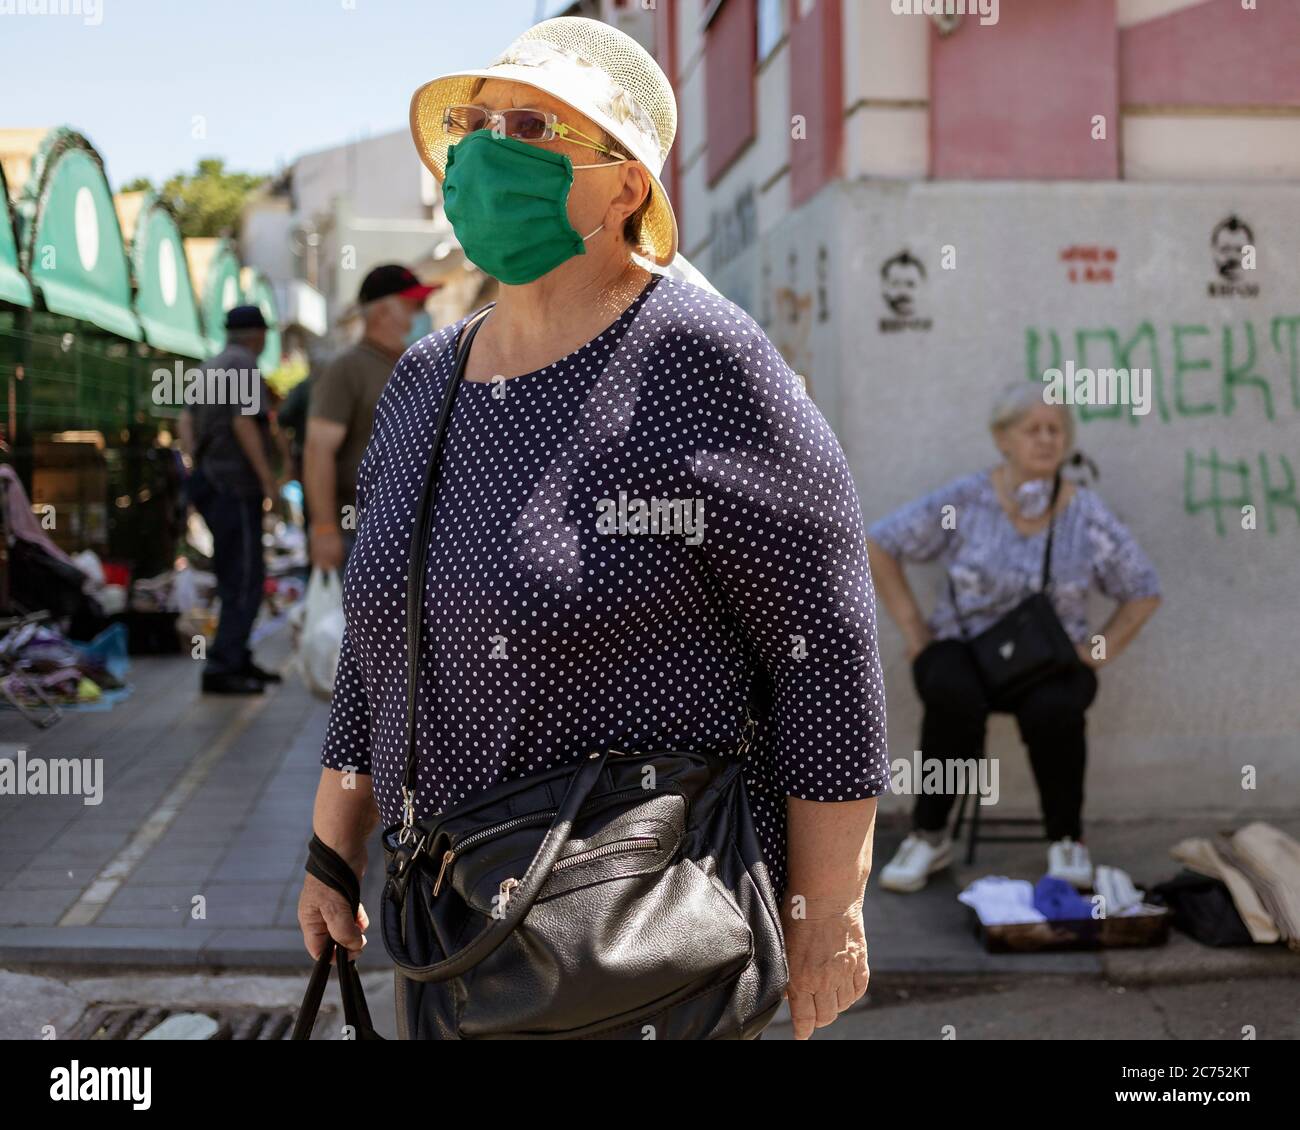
305, 264, 435, 572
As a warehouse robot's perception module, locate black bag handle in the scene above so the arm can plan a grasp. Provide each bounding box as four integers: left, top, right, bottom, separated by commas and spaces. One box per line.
381, 747, 611, 982
292, 834, 383, 1040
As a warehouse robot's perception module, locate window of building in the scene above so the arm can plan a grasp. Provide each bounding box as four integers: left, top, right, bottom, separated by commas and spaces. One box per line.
757, 0, 784, 62
704, 0, 758, 184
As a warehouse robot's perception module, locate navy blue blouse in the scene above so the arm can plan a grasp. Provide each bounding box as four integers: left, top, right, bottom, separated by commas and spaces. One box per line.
320, 273, 891, 903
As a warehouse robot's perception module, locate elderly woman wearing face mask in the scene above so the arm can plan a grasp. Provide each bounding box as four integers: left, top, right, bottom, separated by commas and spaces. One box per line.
866, 384, 1162, 894
297, 17, 892, 1041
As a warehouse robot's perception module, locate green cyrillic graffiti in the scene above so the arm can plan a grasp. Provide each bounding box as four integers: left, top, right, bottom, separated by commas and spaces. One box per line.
1027, 316, 1300, 424
1184, 448, 1299, 536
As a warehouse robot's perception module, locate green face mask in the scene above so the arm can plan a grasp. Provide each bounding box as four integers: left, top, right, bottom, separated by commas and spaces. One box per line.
443, 130, 606, 286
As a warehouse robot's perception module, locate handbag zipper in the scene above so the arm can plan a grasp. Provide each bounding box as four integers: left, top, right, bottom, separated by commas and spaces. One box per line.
491, 838, 660, 915
432, 812, 555, 897
552, 836, 659, 872
430, 782, 676, 898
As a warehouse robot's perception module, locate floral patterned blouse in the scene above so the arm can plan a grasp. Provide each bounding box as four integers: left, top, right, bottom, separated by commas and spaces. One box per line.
866, 469, 1161, 644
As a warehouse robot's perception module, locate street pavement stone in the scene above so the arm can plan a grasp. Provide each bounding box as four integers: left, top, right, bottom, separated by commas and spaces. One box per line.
1, 637, 1297, 999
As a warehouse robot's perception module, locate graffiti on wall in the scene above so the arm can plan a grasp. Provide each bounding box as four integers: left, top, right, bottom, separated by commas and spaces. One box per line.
1025, 314, 1300, 536
878, 250, 932, 333
1208, 214, 1260, 299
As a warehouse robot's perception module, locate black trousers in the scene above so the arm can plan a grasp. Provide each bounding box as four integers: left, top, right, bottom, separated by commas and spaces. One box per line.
196, 490, 265, 675
910, 639, 1099, 841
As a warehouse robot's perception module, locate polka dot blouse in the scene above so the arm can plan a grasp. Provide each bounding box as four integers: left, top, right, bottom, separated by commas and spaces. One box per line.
319, 273, 891, 903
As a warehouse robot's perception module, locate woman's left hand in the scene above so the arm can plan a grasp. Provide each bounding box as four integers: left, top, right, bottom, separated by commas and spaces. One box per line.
780, 897, 870, 1039
1075, 643, 1103, 669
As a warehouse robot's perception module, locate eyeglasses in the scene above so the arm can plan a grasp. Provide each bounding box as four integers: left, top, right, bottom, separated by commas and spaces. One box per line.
442, 105, 628, 162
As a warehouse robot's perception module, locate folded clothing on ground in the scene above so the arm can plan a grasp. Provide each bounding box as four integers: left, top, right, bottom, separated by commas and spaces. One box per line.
958, 876, 1047, 925
1034, 876, 1095, 921
1171, 836, 1278, 944
1094, 864, 1147, 917
1216, 823, 1300, 952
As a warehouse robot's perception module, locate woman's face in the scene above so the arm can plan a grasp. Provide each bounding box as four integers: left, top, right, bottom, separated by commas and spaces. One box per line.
471, 79, 648, 248
995, 403, 1069, 478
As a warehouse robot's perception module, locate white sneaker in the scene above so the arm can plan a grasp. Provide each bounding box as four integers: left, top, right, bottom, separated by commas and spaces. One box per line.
1047, 837, 1094, 889
1094, 864, 1144, 915
879, 833, 954, 893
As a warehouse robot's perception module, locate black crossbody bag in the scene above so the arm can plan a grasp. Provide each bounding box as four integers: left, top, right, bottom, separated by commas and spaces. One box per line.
296, 309, 788, 1041
946, 471, 1079, 703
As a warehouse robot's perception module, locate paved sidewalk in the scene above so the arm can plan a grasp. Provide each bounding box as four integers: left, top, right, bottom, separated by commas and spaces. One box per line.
1, 640, 1297, 989
0, 634, 388, 972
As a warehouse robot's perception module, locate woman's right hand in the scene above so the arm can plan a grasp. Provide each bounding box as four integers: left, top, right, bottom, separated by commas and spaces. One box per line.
297, 857, 369, 962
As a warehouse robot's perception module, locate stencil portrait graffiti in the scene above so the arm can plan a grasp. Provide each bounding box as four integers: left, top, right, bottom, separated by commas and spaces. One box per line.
1209, 214, 1259, 298
879, 250, 932, 333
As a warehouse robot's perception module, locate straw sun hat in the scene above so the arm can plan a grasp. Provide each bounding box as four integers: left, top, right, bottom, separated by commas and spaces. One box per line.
409, 16, 679, 266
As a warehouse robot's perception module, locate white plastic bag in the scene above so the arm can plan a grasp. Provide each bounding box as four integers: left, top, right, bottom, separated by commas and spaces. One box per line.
298, 568, 345, 700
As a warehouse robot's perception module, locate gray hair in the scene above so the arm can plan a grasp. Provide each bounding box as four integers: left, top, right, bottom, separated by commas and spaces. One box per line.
989, 381, 1075, 448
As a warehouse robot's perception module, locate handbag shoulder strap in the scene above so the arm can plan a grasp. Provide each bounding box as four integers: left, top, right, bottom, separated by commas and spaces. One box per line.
399, 308, 492, 832
946, 469, 1063, 638
1040, 469, 1063, 591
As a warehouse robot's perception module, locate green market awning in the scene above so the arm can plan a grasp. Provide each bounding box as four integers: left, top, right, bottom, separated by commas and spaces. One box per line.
0, 164, 31, 308
16, 129, 140, 340
188, 237, 243, 354
241, 268, 281, 376
120, 192, 207, 359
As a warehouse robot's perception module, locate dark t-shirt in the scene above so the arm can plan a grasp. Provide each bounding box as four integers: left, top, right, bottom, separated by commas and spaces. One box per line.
308, 340, 400, 505
193, 343, 273, 498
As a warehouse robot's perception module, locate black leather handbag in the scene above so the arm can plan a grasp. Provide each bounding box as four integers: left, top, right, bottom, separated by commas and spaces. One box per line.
301, 308, 788, 1041
947, 471, 1079, 703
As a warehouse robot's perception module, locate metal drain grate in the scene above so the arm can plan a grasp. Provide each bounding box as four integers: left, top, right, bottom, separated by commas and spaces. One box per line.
66, 1002, 339, 1041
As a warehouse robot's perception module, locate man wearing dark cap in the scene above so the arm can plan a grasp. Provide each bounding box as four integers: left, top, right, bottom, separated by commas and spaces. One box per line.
305, 264, 435, 572
182, 305, 280, 695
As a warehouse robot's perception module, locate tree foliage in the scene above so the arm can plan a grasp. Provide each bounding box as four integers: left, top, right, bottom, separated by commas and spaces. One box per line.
126, 158, 266, 239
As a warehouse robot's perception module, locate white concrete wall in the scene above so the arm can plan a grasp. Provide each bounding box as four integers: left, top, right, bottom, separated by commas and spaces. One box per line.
292, 130, 432, 223
710, 178, 1300, 819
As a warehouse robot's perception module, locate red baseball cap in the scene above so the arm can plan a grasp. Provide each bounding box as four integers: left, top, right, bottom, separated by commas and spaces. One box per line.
359, 264, 438, 304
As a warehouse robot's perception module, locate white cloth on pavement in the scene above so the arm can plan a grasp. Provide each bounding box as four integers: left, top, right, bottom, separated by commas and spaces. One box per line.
1093, 864, 1147, 917
957, 876, 1047, 925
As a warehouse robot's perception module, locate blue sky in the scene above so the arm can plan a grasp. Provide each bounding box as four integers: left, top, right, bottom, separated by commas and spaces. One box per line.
3, 0, 554, 187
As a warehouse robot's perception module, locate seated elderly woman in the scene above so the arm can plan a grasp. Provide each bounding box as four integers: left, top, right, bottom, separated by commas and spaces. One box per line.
865, 383, 1162, 893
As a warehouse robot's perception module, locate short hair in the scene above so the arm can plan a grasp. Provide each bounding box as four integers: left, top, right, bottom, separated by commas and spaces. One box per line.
989, 381, 1075, 449
1212, 214, 1253, 245
881, 252, 926, 281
